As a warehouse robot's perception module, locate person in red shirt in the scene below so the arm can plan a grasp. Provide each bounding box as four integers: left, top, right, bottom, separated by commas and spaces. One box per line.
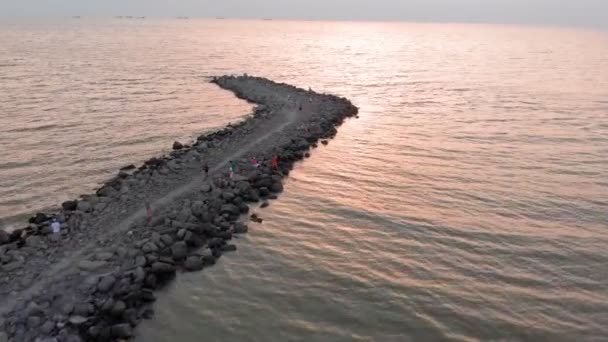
271, 155, 279, 170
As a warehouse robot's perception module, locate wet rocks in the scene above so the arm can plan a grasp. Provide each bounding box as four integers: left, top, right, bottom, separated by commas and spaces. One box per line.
172, 141, 184, 150
0, 230, 9, 244
97, 275, 116, 293
76, 201, 92, 213
111, 323, 133, 338
61, 200, 78, 211
184, 256, 204, 271
170, 242, 188, 261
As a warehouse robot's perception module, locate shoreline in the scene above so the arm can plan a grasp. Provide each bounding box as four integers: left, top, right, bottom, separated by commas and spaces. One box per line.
0, 75, 358, 341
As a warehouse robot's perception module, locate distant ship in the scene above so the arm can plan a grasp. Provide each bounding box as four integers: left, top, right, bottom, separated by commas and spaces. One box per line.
262, 18, 273, 21
216, 17, 226, 20
176, 16, 189, 20
72, 16, 81, 19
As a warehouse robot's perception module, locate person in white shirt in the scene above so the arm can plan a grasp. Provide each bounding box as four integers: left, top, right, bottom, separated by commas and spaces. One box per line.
51, 218, 61, 234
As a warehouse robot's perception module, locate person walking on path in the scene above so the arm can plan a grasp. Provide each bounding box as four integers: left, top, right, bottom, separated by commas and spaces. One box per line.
271, 155, 279, 170
145, 201, 153, 223
203, 163, 209, 179
229, 161, 235, 179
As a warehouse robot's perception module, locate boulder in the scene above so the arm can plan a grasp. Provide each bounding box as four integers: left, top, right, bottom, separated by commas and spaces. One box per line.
97, 275, 116, 293
260, 201, 269, 208
94, 202, 107, 212
111, 301, 126, 317
29, 213, 51, 224
172, 141, 184, 150
208, 237, 225, 249
200, 183, 212, 193
221, 244, 237, 252
111, 324, 133, 339
76, 201, 92, 212
184, 256, 204, 271
233, 222, 248, 234
141, 242, 158, 254
222, 191, 235, 201
259, 187, 270, 197
0, 230, 9, 244
68, 316, 88, 326
73, 303, 94, 316
150, 262, 176, 274
270, 182, 283, 193
120, 164, 136, 171
96, 186, 117, 197
61, 200, 78, 211
191, 201, 206, 217
220, 204, 239, 216
170, 241, 188, 261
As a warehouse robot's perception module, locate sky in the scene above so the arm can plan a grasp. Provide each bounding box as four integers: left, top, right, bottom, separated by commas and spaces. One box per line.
0, 0, 606, 29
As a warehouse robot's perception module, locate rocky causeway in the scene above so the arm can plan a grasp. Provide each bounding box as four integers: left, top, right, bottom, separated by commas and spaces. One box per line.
0, 75, 358, 342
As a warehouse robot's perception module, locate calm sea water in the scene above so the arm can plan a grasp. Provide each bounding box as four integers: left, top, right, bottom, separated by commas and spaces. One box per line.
2, 19, 608, 341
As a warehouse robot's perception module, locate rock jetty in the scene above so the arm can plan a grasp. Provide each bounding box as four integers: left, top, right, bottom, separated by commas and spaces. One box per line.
0, 75, 358, 341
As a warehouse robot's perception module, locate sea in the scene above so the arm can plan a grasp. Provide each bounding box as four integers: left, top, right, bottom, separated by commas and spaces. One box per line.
1, 18, 607, 341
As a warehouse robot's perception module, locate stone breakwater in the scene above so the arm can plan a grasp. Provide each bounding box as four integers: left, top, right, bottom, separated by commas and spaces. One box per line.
0, 75, 358, 342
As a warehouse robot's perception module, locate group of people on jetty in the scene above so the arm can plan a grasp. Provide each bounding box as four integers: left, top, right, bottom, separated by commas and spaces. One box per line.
143, 154, 280, 222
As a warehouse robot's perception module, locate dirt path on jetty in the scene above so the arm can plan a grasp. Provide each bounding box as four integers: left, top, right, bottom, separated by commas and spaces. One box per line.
0, 75, 357, 342
0, 107, 298, 319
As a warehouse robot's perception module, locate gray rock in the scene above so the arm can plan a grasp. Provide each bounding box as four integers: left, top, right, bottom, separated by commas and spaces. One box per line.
200, 183, 211, 193
25, 301, 44, 316
150, 262, 176, 274
73, 303, 94, 316
270, 182, 284, 193
111, 323, 133, 338
94, 202, 107, 212
41, 320, 55, 334
171, 241, 188, 261
25, 235, 42, 247
135, 255, 147, 267
97, 275, 116, 293
176, 229, 186, 240
233, 222, 248, 234
65, 334, 82, 342
68, 315, 88, 325
77, 201, 92, 212
133, 266, 146, 283
1, 229, 12, 243
111, 301, 126, 317
27, 315, 41, 328
222, 191, 235, 201
261, 201, 270, 208
221, 244, 237, 252
0, 332, 8, 342
142, 242, 158, 254
176, 207, 191, 223
160, 234, 173, 246
184, 256, 204, 271
97, 186, 117, 197
220, 204, 239, 216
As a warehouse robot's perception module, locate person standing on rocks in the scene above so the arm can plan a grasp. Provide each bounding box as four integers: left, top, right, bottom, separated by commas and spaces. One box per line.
51, 218, 61, 234
203, 163, 209, 179
229, 161, 235, 179
145, 201, 153, 223
271, 155, 279, 170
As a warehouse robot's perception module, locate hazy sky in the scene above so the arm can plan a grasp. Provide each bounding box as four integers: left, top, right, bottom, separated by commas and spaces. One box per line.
1, 0, 606, 29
